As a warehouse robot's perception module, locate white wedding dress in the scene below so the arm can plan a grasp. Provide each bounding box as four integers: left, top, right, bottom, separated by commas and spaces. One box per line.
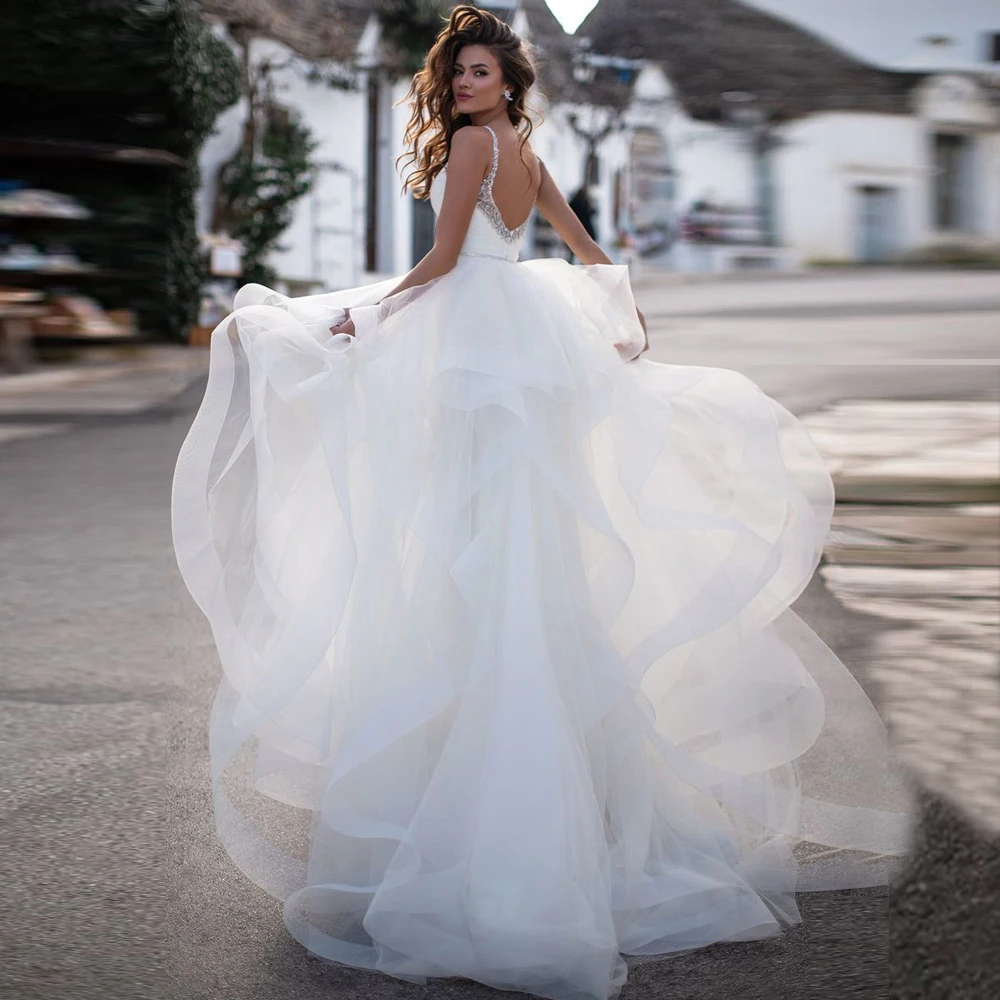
172, 125, 910, 1000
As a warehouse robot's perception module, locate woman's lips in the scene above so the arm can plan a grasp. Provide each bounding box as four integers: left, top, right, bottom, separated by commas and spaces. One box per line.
456, 93, 473, 101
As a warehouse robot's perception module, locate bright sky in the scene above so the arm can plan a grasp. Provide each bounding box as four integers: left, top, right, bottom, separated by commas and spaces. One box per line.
544, 0, 999, 67
543, 0, 600, 35
740, 0, 999, 68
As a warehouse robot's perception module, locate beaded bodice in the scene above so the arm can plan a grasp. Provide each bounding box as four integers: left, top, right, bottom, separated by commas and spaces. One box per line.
475, 125, 531, 244
430, 124, 533, 262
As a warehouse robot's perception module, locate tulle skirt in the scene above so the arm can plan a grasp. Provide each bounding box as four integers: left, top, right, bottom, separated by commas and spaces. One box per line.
171, 256, 911, 1000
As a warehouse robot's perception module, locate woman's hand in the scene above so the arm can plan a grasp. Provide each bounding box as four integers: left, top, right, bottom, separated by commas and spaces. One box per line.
633, 308, 649, 360
329, 308, 356, 337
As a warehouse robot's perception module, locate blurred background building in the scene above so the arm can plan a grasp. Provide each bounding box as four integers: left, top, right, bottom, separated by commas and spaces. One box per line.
193, 0, 1000, 299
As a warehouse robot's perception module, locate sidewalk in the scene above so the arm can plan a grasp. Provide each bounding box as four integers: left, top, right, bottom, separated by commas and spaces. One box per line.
0, 345, 209, 446
0, 344, 209, 400
804, 399, 1000, 835
804, 400, 999, 506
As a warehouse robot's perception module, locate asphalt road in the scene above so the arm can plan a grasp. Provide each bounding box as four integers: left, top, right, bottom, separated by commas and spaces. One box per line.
1, 270, 997, 1000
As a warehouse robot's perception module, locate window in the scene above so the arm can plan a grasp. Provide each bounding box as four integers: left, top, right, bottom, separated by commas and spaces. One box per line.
987, 32, 1000, 63
933, 133, 973, 231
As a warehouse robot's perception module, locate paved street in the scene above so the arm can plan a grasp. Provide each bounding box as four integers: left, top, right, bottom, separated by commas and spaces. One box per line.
1, 269, 997, 1000
632, 268, 999, 412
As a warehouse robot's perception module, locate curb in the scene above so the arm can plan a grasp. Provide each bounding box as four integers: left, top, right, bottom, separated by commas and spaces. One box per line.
0, 348, 209, 398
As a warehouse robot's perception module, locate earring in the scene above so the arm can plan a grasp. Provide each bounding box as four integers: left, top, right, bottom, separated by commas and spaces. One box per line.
503, 88, 513, 101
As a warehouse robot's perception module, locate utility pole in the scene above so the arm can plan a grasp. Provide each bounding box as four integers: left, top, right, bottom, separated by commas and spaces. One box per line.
722, 91, 780, 247
567, 43, 645, 187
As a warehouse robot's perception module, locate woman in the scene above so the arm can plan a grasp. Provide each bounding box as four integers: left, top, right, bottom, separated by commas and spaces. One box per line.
171, 7, 910, 999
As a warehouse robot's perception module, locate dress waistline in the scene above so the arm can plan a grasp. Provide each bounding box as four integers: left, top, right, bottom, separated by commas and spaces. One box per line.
459, 250, 519, 263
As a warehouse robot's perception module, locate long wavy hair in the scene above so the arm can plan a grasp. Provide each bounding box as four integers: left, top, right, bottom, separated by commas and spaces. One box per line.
396, 5, 541, 200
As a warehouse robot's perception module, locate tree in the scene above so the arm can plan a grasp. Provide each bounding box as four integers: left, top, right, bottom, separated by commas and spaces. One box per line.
209, 31, 320, 286
0, 0, 242, 339
375, 0, 446, 79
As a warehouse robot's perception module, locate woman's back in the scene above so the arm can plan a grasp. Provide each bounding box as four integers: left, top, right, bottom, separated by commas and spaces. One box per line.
479, 124, 541, 233
431, 123, 541, 261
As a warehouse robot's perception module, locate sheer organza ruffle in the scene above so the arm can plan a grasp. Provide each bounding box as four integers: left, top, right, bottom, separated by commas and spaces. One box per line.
172, 257, 910, 1000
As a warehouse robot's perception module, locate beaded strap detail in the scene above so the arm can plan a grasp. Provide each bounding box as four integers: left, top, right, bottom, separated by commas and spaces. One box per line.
476, 124, 530, 245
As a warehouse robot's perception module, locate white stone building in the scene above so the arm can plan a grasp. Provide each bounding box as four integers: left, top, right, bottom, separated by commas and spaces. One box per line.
194, 0, 1000, 286
194, 0, 615, 290
575, 0, 1000, 267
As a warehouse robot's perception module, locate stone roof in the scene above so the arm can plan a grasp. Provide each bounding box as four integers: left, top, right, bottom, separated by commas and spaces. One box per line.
194, 0, 371, 61
194, 1, 926, 121
571, 0, 925, 121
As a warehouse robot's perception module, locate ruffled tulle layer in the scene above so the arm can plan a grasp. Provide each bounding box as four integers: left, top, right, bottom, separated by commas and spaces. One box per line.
171, 257, 910, 1000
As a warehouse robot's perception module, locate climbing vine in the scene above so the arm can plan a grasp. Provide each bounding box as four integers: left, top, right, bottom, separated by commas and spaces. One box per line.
375, 0, 447, 78
213, 97, 319, 286
209, 35, 320, 287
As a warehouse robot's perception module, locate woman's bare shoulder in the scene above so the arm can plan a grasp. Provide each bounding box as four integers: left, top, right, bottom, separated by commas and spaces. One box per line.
451, 124, 494, 147
444, 126, 493, 167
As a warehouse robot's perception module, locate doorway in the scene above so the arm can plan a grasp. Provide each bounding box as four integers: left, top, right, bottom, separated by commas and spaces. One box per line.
856, 185, 900, 263
411, 194, 435, 266
933, 132, 976, 232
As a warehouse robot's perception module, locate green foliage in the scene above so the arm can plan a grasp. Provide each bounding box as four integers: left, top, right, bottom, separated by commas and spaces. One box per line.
895, 242, 1000, 270
303, 63, 360, 92
0, 0, 240, 150
0, 0, 241, 338
808, 243, 1000, 271
163, 1, 243, 337
214, 104, 319, 286
375, 0, 447, 78
167, 2, 244, 152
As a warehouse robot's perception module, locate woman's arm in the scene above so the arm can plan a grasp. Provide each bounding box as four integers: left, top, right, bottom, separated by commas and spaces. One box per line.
384, 128, 493, 297
535, 161, 647, 346
534, 161, 613, 266
330, 127, 491, 336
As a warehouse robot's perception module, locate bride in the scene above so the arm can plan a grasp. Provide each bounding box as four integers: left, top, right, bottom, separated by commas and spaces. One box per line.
171, 6, 910, 999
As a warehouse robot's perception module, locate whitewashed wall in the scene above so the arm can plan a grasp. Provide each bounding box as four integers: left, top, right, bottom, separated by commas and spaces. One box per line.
197, 32, 369, 290
776, 79, 1000, 263
972, 130, 1000, 239
776, 112, 924, 261
387, 79, 415, 277
196, 99, 244, 237
271, 68, 368, 287
664, 113, 756, 216
197, 25, 1000, 284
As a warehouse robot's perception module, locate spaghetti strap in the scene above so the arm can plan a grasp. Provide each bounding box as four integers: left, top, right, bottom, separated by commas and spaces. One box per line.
476, 124, 531, 242
481, 124, 500, 186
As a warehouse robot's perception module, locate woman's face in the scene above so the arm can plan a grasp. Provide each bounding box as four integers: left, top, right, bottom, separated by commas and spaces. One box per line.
452, 44, 507, 113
